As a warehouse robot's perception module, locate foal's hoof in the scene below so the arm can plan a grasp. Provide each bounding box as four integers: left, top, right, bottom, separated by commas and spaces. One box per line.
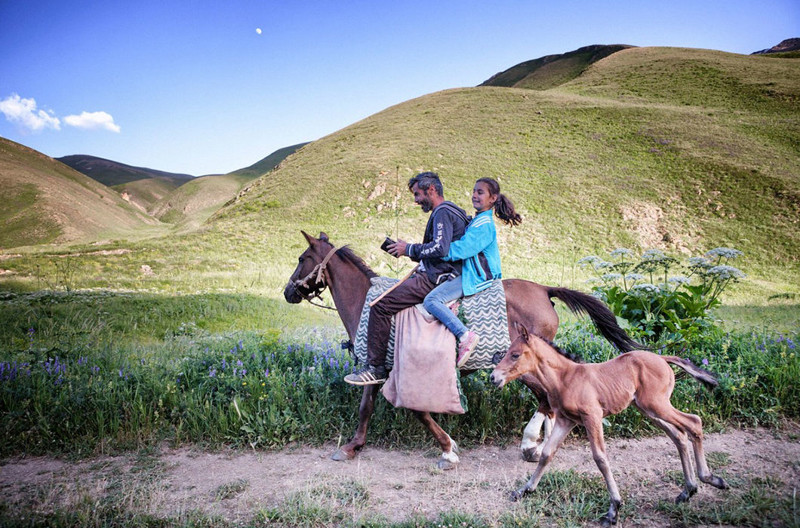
675, 485, 697, 504
509, 490, 524, 502
521, 447, 540, 463
331, 448, 355, 461
437, 458, 457, 471
600, 514, 618, 527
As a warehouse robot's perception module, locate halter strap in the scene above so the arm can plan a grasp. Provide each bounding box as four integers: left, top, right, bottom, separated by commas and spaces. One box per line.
292, 245, 340, 310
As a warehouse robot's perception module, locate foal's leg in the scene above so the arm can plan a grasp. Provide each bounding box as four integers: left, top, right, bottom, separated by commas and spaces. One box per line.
583, 414, 623, 526
511, 415, 574, 501
635, 401, 700, 503
663, 407, 728, 491
413, 410, 460, 469
332, 385, 379, 461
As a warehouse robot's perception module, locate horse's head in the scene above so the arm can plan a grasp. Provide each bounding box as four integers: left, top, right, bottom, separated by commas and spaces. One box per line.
490, 323, 540, 388
283, 231, 336, 304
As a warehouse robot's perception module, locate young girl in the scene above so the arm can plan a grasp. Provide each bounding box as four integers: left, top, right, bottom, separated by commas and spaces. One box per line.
422, 177, 522, 367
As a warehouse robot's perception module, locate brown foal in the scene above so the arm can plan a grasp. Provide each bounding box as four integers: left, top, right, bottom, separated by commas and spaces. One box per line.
490, 324, 728, 526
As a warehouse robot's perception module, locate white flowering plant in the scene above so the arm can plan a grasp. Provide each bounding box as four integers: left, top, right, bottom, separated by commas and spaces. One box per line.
579, 247, 746, 343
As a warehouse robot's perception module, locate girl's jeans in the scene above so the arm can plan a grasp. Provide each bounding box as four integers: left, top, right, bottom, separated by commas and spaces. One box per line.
422, 276, 468, 339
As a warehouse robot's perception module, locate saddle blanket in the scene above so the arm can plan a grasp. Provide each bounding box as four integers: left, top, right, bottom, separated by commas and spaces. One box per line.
353, 277, 511, 371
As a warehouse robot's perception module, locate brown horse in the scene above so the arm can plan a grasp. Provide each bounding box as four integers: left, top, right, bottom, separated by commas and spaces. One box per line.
284, 231, 642, 468
490, 324, 728, 526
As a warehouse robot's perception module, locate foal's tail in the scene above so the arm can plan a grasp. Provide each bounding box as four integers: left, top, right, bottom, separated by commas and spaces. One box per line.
664, 356, 719, 389
546, 286, 646, 353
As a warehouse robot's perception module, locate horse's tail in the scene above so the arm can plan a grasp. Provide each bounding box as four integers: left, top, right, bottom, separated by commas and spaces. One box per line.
546, 286, 646, 353
664, 356, 719, 389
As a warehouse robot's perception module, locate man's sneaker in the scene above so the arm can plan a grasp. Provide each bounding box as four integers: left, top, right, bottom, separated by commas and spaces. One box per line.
344, 365, 388, 386
456, 331, 479, 368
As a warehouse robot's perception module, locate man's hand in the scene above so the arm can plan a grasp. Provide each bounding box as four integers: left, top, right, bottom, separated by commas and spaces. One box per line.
388, 239, 408, 258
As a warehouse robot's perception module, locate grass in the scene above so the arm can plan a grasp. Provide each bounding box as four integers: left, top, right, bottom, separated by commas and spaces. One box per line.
0, 286, 797, 457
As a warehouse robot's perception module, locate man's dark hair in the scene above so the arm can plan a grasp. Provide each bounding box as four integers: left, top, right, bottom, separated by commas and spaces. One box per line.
408, 171, 444, 197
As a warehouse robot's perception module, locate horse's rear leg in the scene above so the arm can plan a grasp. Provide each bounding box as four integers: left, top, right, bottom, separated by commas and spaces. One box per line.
332, 385, 378, 461
413, 410, 459, 470
518, 374, 554, 462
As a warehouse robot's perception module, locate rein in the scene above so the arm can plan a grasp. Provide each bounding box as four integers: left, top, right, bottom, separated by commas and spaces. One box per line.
291, 245, 340, 311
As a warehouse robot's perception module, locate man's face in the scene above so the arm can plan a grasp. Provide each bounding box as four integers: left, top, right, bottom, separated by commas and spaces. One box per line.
411, 183, 434, 213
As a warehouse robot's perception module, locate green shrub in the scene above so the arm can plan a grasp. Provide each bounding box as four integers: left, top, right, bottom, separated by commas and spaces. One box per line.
578, 247, 746, 345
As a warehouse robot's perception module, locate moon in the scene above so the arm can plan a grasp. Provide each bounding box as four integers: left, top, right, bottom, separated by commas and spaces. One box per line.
256, 28, 262, 35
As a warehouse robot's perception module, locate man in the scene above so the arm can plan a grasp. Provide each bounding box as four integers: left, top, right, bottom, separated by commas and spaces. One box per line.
344, 172, 469, 385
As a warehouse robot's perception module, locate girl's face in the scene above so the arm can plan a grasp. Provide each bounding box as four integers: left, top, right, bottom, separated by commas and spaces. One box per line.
472, 181, 497, 213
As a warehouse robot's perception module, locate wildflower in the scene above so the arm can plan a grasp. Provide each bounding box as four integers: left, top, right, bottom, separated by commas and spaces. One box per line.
264, 368, 270, 377
702, 358, 709, 366
610, 248, 634, 258
601, 273, 622, 282
578, 255, 603, 266
688, 257, 711, 268
209, 368, 217, 378
625, 273, 645, 282
707, 265, 746, 280
631, 283, 660, 295
668, 275, 691, 285
706, 247, 743, 260
641, 249, 667, 261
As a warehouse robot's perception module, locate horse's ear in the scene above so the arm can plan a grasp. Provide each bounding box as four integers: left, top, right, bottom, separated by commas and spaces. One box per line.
301, 231, 317, 246
319, 232, 329, 242
517, 323, 530, 342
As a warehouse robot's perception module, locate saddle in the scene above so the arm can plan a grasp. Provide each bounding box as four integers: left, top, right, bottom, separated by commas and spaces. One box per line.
352, 277, 511, 371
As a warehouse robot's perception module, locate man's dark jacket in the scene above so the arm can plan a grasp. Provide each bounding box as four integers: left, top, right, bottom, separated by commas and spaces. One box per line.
405, 201, 469, 284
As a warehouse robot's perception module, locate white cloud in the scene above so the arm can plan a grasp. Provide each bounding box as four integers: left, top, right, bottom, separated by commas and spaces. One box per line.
0, 93, 61, 132
63, 111, 121, 133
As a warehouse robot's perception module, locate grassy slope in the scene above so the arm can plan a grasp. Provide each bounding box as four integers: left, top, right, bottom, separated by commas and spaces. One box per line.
0, 138, 166, 248
112, 176, 186, 212
480, 44, 632, 90
150, 172, 254, 229
200, 48, 798, 301
56, 154, 194, 187
1, 47, 798, 317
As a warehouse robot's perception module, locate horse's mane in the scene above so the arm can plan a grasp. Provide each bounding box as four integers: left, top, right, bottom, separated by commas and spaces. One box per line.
336, 245, 378, 279
533, 332, 584, 364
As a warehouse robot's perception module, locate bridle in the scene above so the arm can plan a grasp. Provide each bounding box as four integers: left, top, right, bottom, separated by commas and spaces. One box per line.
289, 245, 340, 310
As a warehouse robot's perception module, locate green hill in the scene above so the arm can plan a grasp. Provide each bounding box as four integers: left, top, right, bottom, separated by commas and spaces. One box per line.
0, 46, 798, 308
229, 142, 309, 179
0, 138, 164, 248
480, 44, 632, 90
56, 154, 195, 187
207, 46, 799, 295
150, 173, 254, 229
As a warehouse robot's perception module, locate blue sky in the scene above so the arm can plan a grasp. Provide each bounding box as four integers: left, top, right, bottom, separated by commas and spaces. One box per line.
1, 1, 797, 176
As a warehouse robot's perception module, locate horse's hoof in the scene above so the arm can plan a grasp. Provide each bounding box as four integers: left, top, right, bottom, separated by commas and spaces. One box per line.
509, 490, 523, 502
437, 458, 457, 471
331, 448, 355, 461
521, 447, 540, 463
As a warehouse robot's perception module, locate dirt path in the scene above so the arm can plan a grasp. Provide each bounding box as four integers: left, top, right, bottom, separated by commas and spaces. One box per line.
1, 426, 798, 526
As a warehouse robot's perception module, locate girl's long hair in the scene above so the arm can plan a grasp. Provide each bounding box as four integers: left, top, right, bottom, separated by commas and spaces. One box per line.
477, 177, 522, 227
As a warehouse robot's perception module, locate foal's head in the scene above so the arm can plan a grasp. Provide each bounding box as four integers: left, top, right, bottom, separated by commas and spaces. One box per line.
490, 323, 543, 388
491, 323, 580, 388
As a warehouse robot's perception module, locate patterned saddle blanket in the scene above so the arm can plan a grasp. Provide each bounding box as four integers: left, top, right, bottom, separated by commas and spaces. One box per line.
353, 277, 511, 370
